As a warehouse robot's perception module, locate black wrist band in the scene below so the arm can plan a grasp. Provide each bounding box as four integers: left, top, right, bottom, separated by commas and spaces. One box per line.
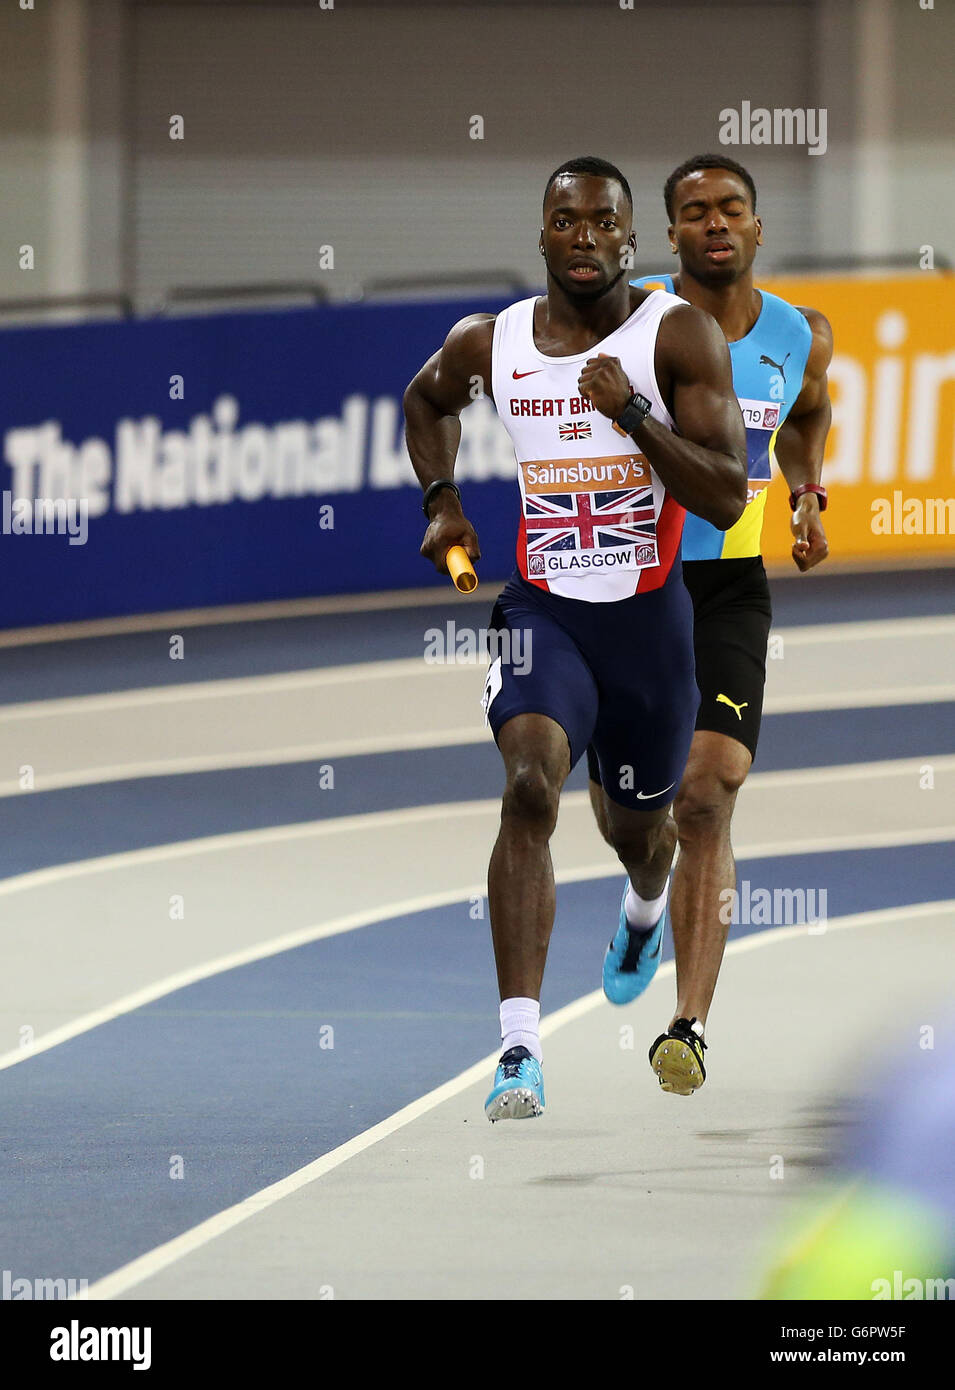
612, 392, 653, 437
422, 478, 461, 518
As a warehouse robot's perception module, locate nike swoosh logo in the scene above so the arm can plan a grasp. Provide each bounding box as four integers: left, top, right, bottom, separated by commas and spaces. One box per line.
512, 369, 543, 379
635, 782, 676, 800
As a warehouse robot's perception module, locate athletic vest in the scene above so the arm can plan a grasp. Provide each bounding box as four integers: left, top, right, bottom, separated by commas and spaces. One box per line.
490, 290, 686, 602
633, 275, 812, 560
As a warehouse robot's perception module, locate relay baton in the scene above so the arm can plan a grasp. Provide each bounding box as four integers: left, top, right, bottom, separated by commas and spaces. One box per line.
446, 545, 478, 593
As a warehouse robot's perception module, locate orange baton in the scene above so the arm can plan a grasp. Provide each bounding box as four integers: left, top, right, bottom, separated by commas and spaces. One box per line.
446, 545, 478, 593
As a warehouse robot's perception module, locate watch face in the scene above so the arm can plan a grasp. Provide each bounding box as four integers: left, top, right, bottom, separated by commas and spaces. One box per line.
613, 400, 650, 436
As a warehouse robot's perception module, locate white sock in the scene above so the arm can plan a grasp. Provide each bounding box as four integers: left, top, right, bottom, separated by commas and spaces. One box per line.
500, 997, 542, 1062
624, 877, 669, 931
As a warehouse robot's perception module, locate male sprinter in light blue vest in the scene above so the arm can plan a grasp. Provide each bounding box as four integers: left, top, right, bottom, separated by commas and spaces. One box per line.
588, 154, 833, 1093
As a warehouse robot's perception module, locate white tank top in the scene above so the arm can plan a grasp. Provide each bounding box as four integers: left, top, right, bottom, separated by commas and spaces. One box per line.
490, 289, 686, 602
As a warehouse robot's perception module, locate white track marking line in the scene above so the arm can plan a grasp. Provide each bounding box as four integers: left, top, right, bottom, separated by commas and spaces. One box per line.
0, 800, 497, 899
0, 685, 952, 798
1, 756, 952, 903
77, 899, 954, 1302
0, 585, 489, 649
0, 885, 483, 1073
761, 684, 955, 713
1, 575, 949, 648
563, 824, 955, 882
2, 614, 953, 718
730, 756, 955, 789
0, 659, 438, 720
0, 728, 494, 798
4, 819, 953, 1074
769, 615, 955, 644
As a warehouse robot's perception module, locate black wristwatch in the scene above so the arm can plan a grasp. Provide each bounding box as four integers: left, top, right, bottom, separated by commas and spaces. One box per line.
612, 391, 653, 437
422, 478, 461, 517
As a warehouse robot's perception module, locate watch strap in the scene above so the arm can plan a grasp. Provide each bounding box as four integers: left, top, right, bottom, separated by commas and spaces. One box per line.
789, 483, 828, 512
422, 478, 461, 517
612, 392, 653, 437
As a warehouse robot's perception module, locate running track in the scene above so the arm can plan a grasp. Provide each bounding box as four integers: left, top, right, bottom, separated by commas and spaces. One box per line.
1, 566, 953, 1296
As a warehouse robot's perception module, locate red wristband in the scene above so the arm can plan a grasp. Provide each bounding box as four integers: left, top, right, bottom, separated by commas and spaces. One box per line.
789, 483, 827, 512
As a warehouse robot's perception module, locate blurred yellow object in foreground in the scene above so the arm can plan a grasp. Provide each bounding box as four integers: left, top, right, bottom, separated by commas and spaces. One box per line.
762, 1180, 952, 1301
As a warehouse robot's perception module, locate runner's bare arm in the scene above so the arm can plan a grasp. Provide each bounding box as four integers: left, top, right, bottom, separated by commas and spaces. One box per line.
403, 314, 495, 571
578, 303, 747, 530
773, 307, 833, 572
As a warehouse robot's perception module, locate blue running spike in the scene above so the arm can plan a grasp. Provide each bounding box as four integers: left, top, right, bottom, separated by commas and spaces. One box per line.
484, 1045, 545, 1122
602, 880, 667, 1005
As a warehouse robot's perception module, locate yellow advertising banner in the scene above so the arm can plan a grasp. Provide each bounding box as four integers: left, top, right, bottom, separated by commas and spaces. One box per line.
757, 273, 955, 567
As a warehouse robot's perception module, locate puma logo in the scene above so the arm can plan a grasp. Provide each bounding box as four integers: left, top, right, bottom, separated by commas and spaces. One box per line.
759, 351, 790, 382
716, 693, 748, 720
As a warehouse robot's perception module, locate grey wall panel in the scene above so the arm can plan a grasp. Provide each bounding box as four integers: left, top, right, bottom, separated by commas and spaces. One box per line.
891, 0, 955, 264
131, 3, 816, 304
0, 5, 54, 300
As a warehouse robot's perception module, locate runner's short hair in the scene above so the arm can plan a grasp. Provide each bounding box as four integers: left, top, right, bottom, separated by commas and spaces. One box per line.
544, 157, 633, 214
663, 154, 757, 220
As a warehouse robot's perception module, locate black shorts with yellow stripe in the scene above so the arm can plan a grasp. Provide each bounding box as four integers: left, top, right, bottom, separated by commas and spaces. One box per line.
585, 555, 771, 788
683, 556, 772, 761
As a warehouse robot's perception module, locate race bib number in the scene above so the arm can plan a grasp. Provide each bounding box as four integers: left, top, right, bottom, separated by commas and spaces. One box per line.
737, 398, 780, 431
520, 454, 659, 578
737, 398, 779, 490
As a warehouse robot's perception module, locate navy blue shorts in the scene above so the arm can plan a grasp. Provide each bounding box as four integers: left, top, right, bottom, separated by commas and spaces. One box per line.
483, 568, 698, 811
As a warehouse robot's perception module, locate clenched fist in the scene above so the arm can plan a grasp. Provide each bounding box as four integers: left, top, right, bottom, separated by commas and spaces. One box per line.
577, 353, 632, 420
420, 490, 481, 575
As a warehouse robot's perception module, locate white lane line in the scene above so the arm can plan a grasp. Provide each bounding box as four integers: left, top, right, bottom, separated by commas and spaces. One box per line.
0, 587, 948, 651
728, 756, 955, 789
0, 800, 497, 899
2, 562, 952, 648
5, 620, 955, 720
0, 659, 436, 720
0, 684, 952, 799
0, 584, 489, 649
0, 727, 494, 798
762, 684, 955, 713
0, 885, 484, 1074
2, 613, 953, 718
1, 756, 952, 904
3, 817, 953, 1075
771, 615, 955, 644
78, 899, 955, 1302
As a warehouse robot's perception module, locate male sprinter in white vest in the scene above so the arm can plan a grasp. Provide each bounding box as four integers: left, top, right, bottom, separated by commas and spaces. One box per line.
404, 156, 747, 1121
589, 154, 833, 1095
